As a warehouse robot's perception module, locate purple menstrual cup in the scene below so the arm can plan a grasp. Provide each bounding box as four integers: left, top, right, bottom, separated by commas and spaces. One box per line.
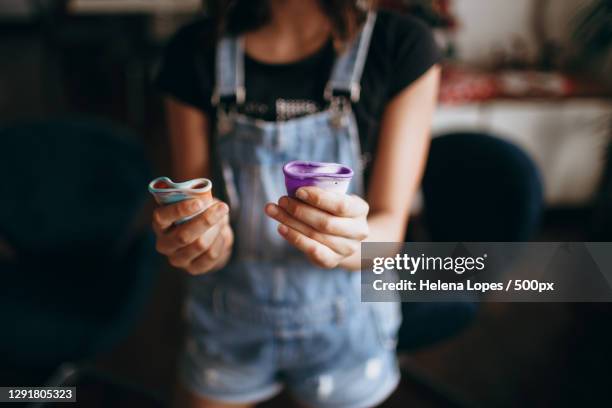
283, 161, 354, 198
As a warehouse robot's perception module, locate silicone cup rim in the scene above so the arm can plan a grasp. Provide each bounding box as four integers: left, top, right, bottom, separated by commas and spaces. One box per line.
148, 176, 213, 194
282, 161, 354, 181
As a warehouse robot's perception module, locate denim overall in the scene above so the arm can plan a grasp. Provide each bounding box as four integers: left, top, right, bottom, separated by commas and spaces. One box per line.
182, 13, 401, 407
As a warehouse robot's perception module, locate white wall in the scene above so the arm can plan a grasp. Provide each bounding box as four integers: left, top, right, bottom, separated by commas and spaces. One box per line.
451, 0, 595, 66
436, 0, 611, 207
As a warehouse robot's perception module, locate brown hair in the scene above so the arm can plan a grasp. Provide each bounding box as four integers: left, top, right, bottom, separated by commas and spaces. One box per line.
207, 0, 374, 46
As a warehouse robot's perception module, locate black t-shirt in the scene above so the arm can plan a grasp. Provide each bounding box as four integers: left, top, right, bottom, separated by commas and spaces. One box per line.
155, 9, 440, 180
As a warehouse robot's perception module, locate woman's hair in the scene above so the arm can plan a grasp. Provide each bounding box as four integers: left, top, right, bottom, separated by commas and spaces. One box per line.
207, 0, 375, 45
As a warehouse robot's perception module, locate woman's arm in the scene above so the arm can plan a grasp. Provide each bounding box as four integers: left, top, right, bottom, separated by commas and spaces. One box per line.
363, 64, 440, 242
152, 98, 234, 275
265, 65, 440, 270
165, 97, 212, 180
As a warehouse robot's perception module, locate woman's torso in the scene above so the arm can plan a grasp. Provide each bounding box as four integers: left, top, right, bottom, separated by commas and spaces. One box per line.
155, 9, 440, 309
155, 9, 441, 188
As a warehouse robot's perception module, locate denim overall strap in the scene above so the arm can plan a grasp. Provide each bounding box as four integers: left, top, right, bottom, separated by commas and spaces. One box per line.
321, 11, 376, 197
324, 11, 377, 103
207, 14, 376, 301
214, 12, 376, 105
212, 36, 246, 106
211, 36, 247, 214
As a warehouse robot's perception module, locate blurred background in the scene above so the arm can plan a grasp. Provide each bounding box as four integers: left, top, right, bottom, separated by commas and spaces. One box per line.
0, 0, 611, 407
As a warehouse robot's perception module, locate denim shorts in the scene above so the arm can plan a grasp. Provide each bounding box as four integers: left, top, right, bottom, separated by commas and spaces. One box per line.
179, 287, 401, 407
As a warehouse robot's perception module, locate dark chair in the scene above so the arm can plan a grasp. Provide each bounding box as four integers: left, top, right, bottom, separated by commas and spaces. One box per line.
0, 118, 159, 387
395, 132, 544, 407
422, 132, 543, 242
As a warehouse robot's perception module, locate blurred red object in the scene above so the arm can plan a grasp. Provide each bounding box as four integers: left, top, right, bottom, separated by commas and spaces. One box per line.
439, 65, 579, 105
439, 66, 499, 105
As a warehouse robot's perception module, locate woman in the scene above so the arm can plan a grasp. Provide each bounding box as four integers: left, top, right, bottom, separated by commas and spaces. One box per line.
154, 0, 440, 406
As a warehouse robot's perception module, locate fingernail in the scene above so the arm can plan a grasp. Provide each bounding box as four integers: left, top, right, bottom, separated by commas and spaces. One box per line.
278, 224, 288, 235
266, 204, 278, 216
296, 189, 308, 200
191, 200, 203, 211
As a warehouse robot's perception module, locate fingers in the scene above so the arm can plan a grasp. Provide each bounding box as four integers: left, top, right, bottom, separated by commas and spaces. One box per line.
188, 225, 234, 275
265, 203, 358, 257
151, 197, 233, 275
295, 187, 369, 218
167, 222, 233, 275
267, 191, 369, 269
155, 202, 229, 255
153, 199, 205, 231
168, 223, 222, 268
277, 196, 369, 240
173, 202, 229, 246
277, 224, 343, 269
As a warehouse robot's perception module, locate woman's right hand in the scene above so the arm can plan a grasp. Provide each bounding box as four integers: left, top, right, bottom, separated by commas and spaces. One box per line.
152, 199, 234, 275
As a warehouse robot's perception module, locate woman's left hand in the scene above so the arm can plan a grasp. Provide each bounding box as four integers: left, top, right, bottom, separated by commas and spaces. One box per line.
265, 186, 369, 269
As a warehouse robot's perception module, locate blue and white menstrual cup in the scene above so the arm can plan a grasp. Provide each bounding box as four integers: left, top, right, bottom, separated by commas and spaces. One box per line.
148, 177, 213, 224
